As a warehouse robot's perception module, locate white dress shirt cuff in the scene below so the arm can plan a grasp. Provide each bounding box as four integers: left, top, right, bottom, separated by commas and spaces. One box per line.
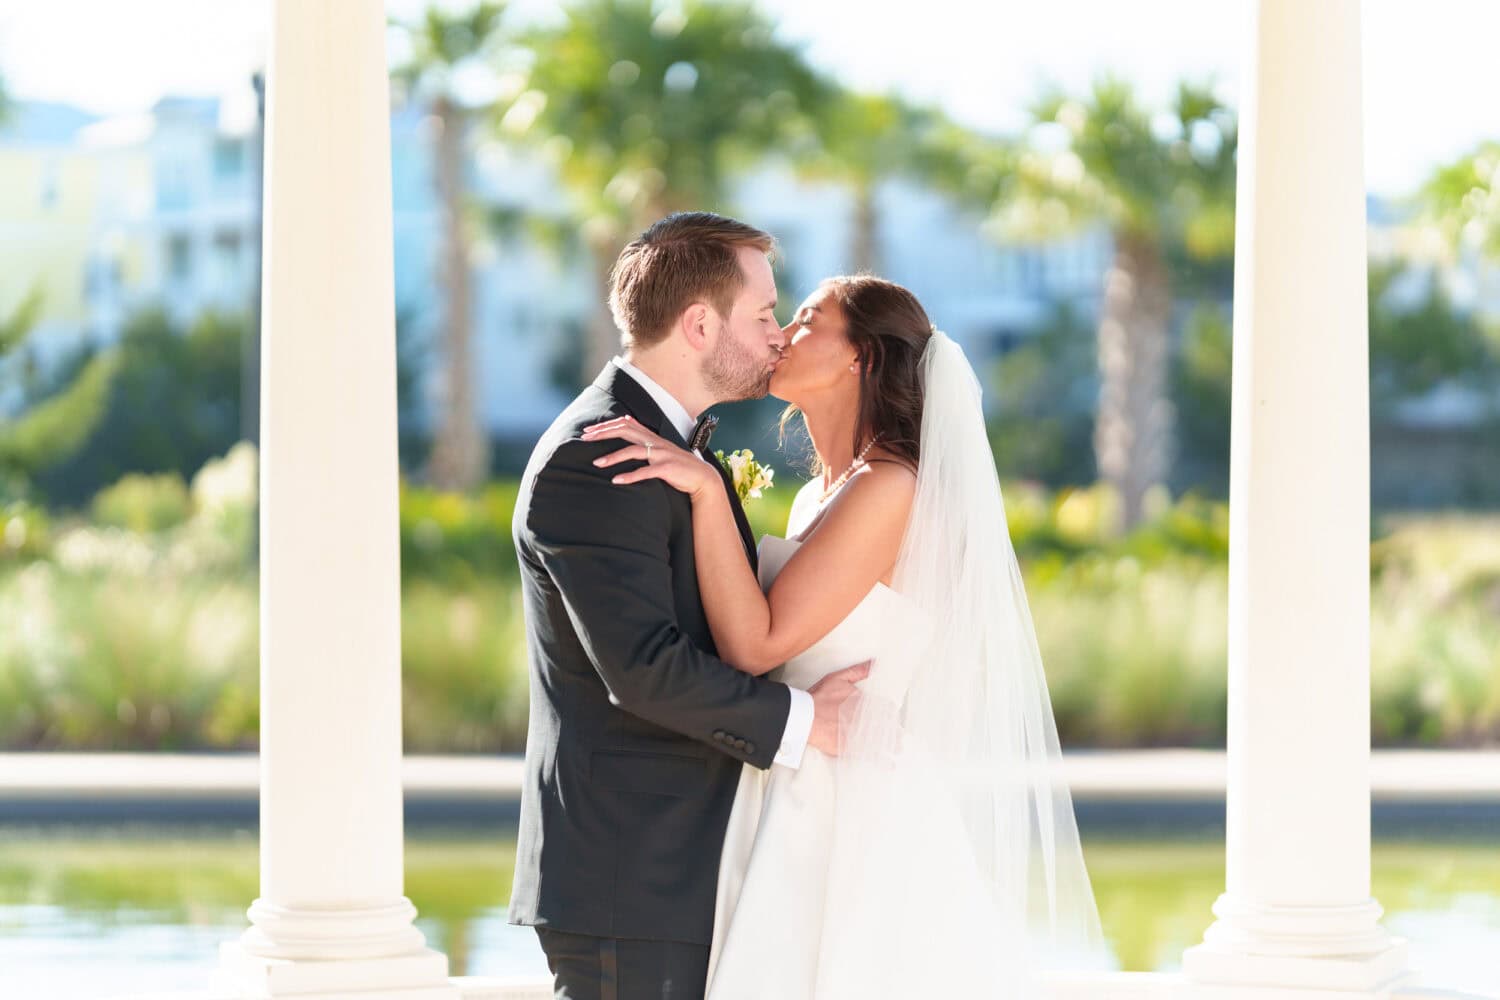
773, 687, 814, 769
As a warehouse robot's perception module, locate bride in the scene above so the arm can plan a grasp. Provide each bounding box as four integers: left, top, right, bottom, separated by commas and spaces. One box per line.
582, 275, 1111, 997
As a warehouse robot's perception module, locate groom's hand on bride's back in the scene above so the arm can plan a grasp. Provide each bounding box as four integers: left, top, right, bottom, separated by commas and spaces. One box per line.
807, 661, 871, 756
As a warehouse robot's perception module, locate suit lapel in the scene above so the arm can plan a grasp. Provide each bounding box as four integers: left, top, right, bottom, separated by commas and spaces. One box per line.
699, 443, 759, 575
592, 363, 691, 450
592, 363, 758, 571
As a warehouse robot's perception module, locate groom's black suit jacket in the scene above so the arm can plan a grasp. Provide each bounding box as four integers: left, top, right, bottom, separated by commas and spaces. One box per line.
508, 362, 794, 946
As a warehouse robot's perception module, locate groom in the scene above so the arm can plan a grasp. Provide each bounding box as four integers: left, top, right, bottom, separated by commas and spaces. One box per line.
509, 211, 869, 999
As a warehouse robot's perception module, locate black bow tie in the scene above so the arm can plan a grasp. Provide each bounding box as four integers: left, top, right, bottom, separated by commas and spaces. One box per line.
689, 413, 718, 452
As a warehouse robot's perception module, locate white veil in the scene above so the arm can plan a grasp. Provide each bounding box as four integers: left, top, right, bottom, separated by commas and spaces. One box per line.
813, 329, 1113, 997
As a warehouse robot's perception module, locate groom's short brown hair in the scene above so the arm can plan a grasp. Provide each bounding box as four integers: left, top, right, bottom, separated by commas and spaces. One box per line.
608, 212, 777, 350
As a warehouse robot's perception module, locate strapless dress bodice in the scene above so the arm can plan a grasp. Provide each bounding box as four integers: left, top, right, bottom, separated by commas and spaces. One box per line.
755, 534, 930, 702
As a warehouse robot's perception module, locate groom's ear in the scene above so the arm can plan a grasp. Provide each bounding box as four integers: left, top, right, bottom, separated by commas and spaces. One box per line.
679, 302, 713, 353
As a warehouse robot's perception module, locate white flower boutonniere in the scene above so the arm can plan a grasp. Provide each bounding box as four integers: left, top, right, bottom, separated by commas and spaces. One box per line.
714, 448, 776, 504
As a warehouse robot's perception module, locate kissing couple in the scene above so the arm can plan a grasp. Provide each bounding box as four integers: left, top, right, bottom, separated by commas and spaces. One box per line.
509, 211, 1110, 999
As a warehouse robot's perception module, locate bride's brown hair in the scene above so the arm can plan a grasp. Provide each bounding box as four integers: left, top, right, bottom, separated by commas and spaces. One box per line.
781, 274, 932, 476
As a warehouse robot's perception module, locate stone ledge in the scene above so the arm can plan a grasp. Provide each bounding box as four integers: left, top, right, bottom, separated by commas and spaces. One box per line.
5, 749, 1498, 802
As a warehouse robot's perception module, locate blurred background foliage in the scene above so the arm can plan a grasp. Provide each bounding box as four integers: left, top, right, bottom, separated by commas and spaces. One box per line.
2, 442, 1496, 752
1, 0, 1498, 752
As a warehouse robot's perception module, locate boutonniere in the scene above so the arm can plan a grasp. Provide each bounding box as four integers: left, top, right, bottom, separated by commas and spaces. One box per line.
714, 448, 776, 503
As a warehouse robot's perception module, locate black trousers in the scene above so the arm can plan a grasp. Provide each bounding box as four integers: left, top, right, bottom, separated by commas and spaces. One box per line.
535, 927, 711, 1000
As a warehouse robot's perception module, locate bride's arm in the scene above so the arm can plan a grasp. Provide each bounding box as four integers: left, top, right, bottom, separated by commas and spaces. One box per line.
581, 416, 914, 674
690, 467, 914, 673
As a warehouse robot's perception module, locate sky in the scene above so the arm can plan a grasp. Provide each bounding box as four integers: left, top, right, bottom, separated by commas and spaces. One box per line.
1, 0, 1497, 196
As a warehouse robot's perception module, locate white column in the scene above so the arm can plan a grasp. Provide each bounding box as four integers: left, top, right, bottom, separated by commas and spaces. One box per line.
1182, 0, 1409, 993
213, 1, 457, 997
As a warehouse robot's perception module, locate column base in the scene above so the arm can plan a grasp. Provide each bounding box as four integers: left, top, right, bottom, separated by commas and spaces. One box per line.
238, 897, 430, 960
1182, 892, 1412, 993
213, 941, 461, 998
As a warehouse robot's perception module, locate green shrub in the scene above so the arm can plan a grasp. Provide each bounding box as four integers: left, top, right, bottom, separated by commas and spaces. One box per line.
1, 482, 1496, 752
91, 472, 193, 534
1031, 553, 1230, 746
400, 575, 531, 752
0, 563, 256, 750
0, 499, 52, 564
1370, 515, 1500, 745
399, 479, 522, 584
29, 307, 247, 508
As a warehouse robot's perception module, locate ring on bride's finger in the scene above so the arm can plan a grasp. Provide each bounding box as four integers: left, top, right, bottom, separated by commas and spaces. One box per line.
645, 441, 654, 460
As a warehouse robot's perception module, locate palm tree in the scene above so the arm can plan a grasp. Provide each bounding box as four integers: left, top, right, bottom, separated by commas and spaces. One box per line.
1365, 260, 1499, 419
0, 287, 125, 500
508, 0, 833, 379
1407, 144, 1500, 428
799, 92, 1007, 274
1003, 76, 1236, 532
389, 1, 516, 492
0, 78, 119, 499
1421, 141, 1500, 258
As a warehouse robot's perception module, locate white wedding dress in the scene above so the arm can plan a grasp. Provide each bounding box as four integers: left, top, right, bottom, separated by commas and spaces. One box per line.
704, 478, 932, 999
703, 331, 1111, 999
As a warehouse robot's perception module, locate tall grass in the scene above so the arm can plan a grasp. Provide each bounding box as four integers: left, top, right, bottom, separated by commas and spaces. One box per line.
2, 448, 1496, 751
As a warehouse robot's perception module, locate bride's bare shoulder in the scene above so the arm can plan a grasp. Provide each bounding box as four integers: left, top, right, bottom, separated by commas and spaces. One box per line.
795, 456, 915, 586
791, 449, 917, 545
862, 446, 917, 483
828, 452, 917, 521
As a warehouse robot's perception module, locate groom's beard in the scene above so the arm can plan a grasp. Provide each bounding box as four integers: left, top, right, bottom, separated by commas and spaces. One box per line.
703, 333, 776, 403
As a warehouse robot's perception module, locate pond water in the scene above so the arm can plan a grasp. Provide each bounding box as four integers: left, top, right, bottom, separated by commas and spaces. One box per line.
2, 827, 1498, 999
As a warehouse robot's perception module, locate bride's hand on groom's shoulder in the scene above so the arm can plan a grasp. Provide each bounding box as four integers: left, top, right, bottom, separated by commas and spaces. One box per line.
582, 415, 719, 503
807, 661, 871, 757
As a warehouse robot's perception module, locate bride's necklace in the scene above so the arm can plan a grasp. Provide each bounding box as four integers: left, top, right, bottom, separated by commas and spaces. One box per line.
818, 436, 880, 505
